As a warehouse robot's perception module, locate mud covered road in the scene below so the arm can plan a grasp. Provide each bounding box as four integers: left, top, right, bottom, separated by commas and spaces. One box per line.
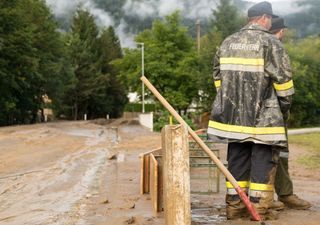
0, 120, 319, 225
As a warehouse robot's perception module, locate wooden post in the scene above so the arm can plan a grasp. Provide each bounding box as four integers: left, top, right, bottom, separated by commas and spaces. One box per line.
141, 76, 262, 221
162, 125, 191, 225
150, 153, 159, 214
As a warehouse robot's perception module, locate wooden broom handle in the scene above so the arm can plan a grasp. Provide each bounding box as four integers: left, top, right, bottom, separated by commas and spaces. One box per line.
141, 76, 261, 221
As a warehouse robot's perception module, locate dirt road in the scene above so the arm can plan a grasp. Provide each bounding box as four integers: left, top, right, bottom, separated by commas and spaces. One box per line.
0, 120, 319, 225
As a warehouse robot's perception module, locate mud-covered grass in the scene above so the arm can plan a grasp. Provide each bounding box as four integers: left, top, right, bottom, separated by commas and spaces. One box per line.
289, 132, 320, 168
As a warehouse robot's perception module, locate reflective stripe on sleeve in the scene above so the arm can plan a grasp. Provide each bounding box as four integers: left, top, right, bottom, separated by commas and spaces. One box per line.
276, 88, 295, 97
273, 80, 294, 97
273, 80, 294, 91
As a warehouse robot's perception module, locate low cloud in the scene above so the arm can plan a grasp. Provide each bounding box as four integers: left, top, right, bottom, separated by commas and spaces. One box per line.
45, 0, 114, 28
46, 0, 307, 48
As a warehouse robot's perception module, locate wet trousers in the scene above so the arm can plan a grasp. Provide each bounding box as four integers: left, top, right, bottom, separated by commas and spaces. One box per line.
275, 146, 293, 196
227, 142, 279, 189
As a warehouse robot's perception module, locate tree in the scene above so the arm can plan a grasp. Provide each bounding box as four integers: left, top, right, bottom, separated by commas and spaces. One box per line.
114, 12, 198, 114
65, 8, 104, 120
0, 0, 71, 125
285, 36, 320, 127
212, 0, 246, 40
62, 10, 127, 120
197, 0, 245, 112
88, 26, 127, 118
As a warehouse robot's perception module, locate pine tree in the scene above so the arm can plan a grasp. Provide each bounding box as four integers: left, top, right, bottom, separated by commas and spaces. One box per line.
0, 0, 71, 125
66, 8, 103, 120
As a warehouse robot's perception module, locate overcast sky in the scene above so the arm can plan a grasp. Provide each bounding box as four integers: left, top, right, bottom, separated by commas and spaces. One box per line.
249, 0, 303, 15
250, 0, 296, 2
45, 0, 304, 48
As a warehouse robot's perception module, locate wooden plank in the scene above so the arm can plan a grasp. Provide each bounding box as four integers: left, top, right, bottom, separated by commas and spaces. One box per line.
140, 154, 145, 194
150, 153, 158, 214
140, 153, 150, 194
162, 125, 191, 225
140, 148, 162, 195
144, 154, 150, 193
156, 155, 164, 212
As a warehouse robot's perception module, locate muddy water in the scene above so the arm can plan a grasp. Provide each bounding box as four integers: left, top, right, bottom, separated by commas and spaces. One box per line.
0, 123, 117, 224
0, 122, 320, 225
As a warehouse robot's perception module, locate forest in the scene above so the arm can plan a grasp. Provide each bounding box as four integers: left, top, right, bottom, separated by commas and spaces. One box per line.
0, 0, 319, 127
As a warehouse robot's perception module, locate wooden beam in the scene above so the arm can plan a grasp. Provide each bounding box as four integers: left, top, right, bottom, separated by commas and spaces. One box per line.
162, 125, 191, 225
140, 148, 162, 194
150, 153, 159, 214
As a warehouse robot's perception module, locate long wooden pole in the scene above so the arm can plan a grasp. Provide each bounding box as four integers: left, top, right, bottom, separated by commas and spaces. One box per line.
141, 76, 261, 221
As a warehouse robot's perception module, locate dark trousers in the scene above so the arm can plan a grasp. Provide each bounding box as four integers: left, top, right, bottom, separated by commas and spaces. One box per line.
275, 147, 293, 196
227, 142, 278, 184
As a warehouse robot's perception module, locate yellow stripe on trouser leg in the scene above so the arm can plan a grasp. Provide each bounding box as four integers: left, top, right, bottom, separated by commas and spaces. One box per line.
249, 182, 274, 198
226, 181, 249, 195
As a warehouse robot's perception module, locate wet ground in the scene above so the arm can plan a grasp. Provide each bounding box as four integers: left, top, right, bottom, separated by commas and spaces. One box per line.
0, 120, 319, 225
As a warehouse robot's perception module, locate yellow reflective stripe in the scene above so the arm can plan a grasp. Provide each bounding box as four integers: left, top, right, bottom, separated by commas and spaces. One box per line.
226, 181, 249, 189
208, 120, 285, 135
214, 80, 221, 88
273, 80, 294, 91
250, 183, 274, 191
220, 58, 264, 66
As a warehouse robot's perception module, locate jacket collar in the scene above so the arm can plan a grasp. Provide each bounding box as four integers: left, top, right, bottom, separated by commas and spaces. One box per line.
241, 23, 270, 33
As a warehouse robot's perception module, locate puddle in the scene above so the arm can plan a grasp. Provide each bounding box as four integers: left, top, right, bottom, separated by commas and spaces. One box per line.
66, 129, 97, 138
191, 206, 226, 224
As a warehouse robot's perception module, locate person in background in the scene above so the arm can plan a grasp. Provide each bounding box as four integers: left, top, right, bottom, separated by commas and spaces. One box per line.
207, 1, 294, 220
270, 17, 312, 210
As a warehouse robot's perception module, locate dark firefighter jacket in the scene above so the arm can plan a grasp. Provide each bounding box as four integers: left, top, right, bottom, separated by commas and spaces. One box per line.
207, 24, 294, 147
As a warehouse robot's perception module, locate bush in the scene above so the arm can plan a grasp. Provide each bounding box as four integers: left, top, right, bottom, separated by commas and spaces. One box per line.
153, 109, 196, 132
124, 103, 155, 112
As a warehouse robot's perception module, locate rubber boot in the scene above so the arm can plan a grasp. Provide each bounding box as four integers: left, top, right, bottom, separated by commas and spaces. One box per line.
270, 200, 285, 211
226, 195, 249, 220
251, 191, 279, 220
279, 194, 312, 209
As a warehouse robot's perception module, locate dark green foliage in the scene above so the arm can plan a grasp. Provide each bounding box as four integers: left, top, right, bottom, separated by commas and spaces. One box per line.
63, 9, 127, 120
212, 0, 246, 40
197, 0, 246, 112
115, 12, 198, 114
124, 103, 155, 113
153, 109, 196, 132
0, 0, 72, 125
285, 36, 320, 127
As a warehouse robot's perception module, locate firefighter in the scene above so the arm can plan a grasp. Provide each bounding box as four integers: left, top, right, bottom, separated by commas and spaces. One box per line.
207, 1, 294, 220
270, 17, 312, 210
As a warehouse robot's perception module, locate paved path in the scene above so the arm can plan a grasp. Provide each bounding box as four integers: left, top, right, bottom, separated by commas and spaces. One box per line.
288, 127, 320, 135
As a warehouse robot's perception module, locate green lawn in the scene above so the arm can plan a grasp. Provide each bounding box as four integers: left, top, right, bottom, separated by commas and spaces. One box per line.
289, 132, 320, 168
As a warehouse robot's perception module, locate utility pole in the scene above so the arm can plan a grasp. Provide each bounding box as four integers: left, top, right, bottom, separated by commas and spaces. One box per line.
137, 42, 145, 113
196, 19, 201, 55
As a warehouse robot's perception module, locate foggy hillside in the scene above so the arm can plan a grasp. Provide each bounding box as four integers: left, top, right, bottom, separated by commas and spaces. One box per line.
45, 0, 319, 47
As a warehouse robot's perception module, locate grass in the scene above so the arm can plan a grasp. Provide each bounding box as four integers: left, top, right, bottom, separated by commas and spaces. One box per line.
289, 132, 320, 168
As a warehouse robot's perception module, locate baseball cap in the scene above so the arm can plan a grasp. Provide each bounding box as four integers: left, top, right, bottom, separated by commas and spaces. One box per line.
248, 1, 279, 18
270, 18, 287, 32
